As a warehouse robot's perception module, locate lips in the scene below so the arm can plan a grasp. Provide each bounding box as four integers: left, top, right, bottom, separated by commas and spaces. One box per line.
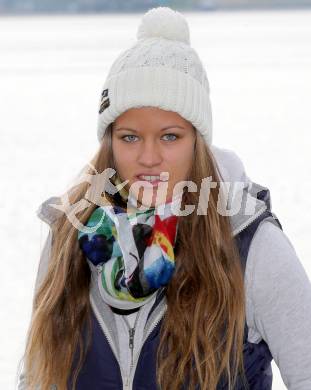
134, 173, 169, 188
136, 172, 169, 182
138, 175, 160, 181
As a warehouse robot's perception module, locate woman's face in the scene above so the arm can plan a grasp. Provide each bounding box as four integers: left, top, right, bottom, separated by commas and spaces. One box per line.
111, 107, 196, 208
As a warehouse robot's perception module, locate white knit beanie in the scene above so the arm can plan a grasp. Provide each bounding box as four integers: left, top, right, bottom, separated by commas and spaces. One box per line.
97, 6, 213, 145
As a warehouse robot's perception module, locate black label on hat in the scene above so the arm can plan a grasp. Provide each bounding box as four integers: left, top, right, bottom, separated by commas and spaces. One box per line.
101, 88, 108, 98
99, 88, 110, 113
99, 98, 110, 114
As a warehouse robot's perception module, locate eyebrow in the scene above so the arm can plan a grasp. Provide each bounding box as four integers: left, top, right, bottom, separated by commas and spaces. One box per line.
114, 125, 185, 132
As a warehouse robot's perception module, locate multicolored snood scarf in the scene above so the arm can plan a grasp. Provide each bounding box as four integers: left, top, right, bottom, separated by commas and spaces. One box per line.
78, 177, 181, 310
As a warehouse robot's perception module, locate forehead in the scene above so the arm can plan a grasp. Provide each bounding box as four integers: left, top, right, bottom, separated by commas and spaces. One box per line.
113, 107, 191, 128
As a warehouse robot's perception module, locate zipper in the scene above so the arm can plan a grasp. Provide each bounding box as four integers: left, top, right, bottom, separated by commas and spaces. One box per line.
91, 282, 166, 390
232, 203, 267, 237
125, 302, 167, 390
121, 308, 142, 369
93, 265, 149, 389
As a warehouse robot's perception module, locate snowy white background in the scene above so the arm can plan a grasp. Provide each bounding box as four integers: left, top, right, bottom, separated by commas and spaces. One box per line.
0, 8, 310, 389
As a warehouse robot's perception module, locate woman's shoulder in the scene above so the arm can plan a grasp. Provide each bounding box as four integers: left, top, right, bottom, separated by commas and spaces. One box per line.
244, 218, 311, 339
246, 219, 308, 295
244, 218, 311, 387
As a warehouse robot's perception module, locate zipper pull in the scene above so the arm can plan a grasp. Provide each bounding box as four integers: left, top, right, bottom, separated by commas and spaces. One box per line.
124, 376, 129, 390
96, 264, 103, 275
129, 328, 135, 367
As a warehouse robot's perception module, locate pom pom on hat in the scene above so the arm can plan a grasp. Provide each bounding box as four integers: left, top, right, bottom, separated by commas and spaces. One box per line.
136, 6, 190, 45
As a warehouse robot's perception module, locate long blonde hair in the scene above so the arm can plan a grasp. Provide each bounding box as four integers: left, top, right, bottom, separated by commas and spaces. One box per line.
18, 123, 247, 390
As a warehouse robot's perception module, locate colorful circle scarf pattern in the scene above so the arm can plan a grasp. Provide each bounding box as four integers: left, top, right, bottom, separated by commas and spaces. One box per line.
78, 195, 180, 310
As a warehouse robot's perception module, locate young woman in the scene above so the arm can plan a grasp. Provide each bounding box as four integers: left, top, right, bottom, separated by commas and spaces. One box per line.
17, 6, 311, 390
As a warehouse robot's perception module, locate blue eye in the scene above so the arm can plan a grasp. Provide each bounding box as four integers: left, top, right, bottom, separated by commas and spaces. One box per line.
122, 135, 138, 142
121, 133, 178, 142
162, 134, 177, 141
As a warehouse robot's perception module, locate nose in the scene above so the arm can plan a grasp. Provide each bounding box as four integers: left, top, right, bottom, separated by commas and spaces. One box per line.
137, 138, 163, 167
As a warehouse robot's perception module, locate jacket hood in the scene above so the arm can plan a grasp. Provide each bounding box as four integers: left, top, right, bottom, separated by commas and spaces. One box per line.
35, 144, 271, 236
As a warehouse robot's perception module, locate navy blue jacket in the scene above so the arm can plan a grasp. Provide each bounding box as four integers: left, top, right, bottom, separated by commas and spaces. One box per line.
67, 185, 283, 390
